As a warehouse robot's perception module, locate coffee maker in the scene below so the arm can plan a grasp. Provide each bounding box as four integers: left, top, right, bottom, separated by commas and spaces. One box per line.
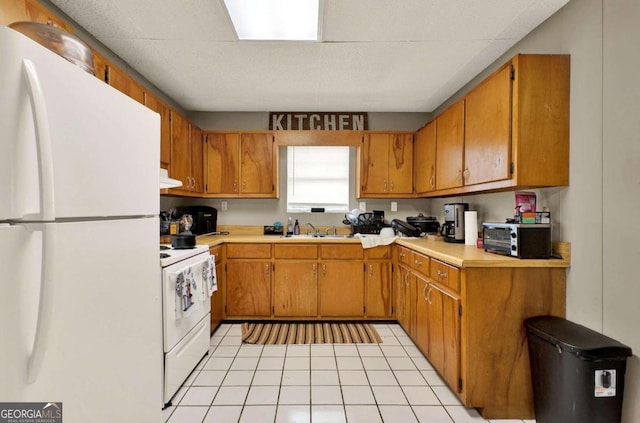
441, 203, 469, 243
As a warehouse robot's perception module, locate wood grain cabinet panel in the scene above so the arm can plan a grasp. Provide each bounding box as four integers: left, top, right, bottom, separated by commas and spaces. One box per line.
168, 112, 203, 194
319, 261, 364, 317
414, 120, 437, 194
425, 54, 569, 197
365, 261, 392, 318
209, 245, 225, 332
144, 92, 172, 167
359, 132, 413, 197
273, 261, 317, 317
1, 0, 73, 32
435, 101, 465, 190
206, 132, 277, 197
225, 260, 271, 317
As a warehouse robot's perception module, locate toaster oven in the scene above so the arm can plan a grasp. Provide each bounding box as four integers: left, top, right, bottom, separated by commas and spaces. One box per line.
482, 223, 551, 259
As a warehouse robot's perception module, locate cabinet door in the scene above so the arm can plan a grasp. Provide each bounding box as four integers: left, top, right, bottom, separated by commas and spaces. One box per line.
273, 262, 317, 317
415, 121, 436, 194
464, 64, 511, 185
145, 93, 171, 167
388, 133, 413, 194
240, 133, 275, 195
428, 283, 461, 392
360, 133, 389, 194
366, 261, 392, 318
169, 111, 191, 189
319, 261, 364, 317
414, 276, 430, 355
435, 101, 465, 190
210, 259, 225, 332
106, 64, 145, 104
206, 133, 240, 194
225, 261, 271, 317
1, 0, 73, 32
394, 265, 411, 331
190, 126, 204, 193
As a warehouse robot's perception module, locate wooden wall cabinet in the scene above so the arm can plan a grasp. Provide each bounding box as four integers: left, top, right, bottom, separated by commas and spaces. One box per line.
435, 100, 465, 191
414, 120, 437, 195
427, 54, 570, 197
1, 0, 73, 32
144, 92, 172, 167
358, 132, 413, 198
169, 112, 203, 194
205, 132, 278, 198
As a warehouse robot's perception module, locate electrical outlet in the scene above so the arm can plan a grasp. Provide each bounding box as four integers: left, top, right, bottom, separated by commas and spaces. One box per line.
391, 201, 398, 212
359, 201, 366, 211
221, 201, 228, 211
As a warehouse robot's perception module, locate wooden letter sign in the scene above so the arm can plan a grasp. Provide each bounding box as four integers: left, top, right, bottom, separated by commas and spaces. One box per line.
269, 112, 368, 130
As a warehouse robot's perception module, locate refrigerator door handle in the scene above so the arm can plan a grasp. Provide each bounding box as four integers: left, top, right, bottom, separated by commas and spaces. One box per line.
22, 59, 55, 222
27, 224, 55, 383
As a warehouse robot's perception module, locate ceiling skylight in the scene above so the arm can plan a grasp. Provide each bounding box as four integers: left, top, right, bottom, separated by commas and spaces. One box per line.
223, 0, 319, 41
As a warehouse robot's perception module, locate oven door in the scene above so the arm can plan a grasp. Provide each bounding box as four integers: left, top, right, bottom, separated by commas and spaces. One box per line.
162, 252, 211, 351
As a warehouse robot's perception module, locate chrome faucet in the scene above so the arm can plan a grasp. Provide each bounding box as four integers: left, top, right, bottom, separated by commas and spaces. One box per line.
306, 222, 319, 236
326, 226, 337, 236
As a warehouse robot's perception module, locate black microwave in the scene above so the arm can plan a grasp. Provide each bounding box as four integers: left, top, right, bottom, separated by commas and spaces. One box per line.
482, 223, 551, 259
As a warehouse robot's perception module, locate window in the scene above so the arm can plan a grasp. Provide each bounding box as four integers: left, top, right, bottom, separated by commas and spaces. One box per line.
287, 146, 350, 213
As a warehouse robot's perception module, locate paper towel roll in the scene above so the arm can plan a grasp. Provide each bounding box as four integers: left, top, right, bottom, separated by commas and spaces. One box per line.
464, 211, 478, 246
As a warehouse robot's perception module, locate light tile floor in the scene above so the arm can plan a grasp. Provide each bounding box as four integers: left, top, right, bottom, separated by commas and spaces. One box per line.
163, 323, 536, 423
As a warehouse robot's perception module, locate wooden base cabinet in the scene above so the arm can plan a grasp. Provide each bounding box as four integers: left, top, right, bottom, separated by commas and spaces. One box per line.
273, 261, 317, 317
209, 245, 225, 333
319, 261, 364, 317
225, 244, 272, 317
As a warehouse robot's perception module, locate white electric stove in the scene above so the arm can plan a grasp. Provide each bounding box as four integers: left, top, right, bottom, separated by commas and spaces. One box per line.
160, 244, 212, 407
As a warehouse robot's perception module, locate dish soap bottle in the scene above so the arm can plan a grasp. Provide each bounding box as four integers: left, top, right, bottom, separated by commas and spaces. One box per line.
293, 219, 300, 235
287, 217, 293, 236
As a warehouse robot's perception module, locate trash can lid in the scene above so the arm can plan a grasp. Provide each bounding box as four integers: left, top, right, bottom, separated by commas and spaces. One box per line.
524, 316, 632, 359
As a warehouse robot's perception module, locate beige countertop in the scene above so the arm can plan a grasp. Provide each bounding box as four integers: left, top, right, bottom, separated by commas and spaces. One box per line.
196, 229, 570, 269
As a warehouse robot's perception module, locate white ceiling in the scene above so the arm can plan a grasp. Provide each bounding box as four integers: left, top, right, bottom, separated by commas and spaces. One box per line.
49, 0, 569, 113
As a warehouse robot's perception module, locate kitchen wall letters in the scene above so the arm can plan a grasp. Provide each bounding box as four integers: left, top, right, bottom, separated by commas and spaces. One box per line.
269, 112, 368, 130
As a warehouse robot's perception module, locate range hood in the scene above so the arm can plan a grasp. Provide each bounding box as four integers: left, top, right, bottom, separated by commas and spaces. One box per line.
160, 168, 182, 189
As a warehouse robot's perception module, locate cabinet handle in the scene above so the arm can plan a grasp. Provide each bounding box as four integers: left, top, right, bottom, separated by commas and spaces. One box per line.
369, 264, 373, 276
322, 263, 326, 277
456, 169, 463, 184
426, 286, 433, 304
437, 269, 448, 278
265, 263, 270, 276
463, 168, 470, 182
404, 272, 410, 286
399, 252, 405, 258
233, 180, 238, 192
414, 259, 422, 266
390, 180, 394, 191
429, 175, 435, 189
383, 180, 387, 192
422, 283, 429, 301
312, 263, 317, 277
242, 180, 246, 191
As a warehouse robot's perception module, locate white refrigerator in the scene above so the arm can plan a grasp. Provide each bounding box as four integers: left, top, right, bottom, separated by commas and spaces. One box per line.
0, 25, 162, 422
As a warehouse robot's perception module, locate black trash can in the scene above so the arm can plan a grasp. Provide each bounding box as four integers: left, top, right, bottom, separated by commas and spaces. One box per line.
524, 316, 632, 423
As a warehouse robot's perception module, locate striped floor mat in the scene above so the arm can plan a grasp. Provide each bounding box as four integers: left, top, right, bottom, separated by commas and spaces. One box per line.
241, 322, 382, 345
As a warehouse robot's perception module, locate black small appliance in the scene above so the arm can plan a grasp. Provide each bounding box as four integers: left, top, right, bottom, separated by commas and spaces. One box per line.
176, 206, 218, 235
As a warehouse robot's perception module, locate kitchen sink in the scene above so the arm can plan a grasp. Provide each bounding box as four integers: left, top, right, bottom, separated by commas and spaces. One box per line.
282, 234, 354, 239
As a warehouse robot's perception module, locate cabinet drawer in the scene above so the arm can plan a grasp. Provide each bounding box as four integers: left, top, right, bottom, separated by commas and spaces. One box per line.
396, 246, 412, 266
209, 245, 224, 262
365, 245, 392, 259
412, 252, 430, 277
274, 244, 318, 259
319, 244, 363, 259
430, 259, 460, 292
226, 243, 272, 258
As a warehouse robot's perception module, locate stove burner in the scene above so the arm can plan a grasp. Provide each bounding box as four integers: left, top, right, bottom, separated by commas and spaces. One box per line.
160, 246, 170, 251
160, 253, 170, 259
